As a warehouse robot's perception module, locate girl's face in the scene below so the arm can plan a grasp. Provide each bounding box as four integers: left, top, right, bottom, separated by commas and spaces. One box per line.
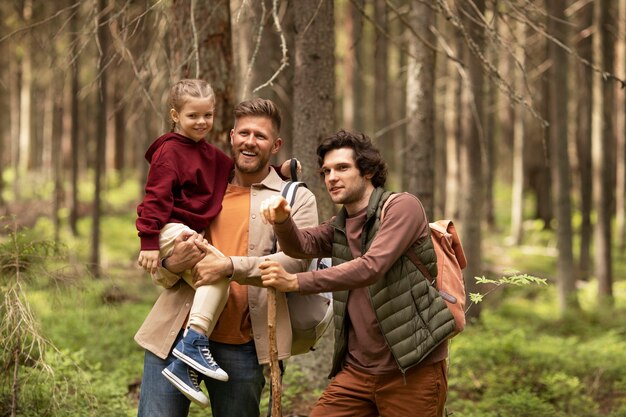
170, 96, 215, 142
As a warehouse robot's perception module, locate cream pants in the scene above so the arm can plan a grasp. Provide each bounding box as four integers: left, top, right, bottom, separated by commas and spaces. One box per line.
159, 223, 229, 335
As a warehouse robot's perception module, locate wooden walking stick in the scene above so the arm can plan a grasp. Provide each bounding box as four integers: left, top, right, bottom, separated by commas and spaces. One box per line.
267, 286, 282, 417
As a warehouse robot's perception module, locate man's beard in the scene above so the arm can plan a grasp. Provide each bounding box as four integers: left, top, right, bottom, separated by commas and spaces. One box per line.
233, 151, 270, 174
329, 180, 368, 206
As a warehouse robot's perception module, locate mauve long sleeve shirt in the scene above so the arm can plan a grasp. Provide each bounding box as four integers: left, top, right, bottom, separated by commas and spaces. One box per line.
273, 192, 448, 374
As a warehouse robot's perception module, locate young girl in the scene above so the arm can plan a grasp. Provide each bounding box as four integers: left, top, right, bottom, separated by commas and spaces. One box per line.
136, 79, 294, 405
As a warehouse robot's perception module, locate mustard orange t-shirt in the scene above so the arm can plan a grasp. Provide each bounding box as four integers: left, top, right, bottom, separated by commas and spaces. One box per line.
207, 184, 252, 344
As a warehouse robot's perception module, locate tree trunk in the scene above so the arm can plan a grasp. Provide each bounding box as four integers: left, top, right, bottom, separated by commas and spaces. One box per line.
510, 20, 526, 245
592, 0, 614, 303
617, 0, 626, 252
170, 0, 235, 146
52, 74, 64, 244
341, 0, 355, 130
529, 34, 553, 229
574, 1, 593, 279
69, 6, 80, 236
547, 0, 579, 312
390, 7, 407, 186
292, 0, 335, 220
242, 0, 295, 164
484, 3, 498, 228
404, 0, 436, 219
90, 0, 110, 278
16, 0, 33, 200
444, 32, 463, 220
113, 75, 126, 173
374, 0, 391, 165
352, 0, 365, 133
458, 0, 486, 320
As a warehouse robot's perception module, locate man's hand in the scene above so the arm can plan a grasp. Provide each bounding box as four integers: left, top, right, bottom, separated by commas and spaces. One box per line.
260, 196, 291, 225
192, 240, 233, 287
260, 260, 299, 292
164, 231, 206, 274
138, 250, 160, 274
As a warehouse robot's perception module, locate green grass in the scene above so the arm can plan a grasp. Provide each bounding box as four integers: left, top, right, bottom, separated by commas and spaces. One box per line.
2, 177, 626, 416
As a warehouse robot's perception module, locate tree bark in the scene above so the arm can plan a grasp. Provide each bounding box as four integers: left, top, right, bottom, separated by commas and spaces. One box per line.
292, 0, 335, 220
69, 5, 80, 236
341, 0, 355, 130
574, 1, 594, 280
484, 3, 498, 228
617, 0, 626, 252
374, 0, 391, 165
52, 74, 64, 244
90, 0, 110, 278
547, 0, 579, 312
592, 0, 614, 303
352, 0, 365, 133
458, 0, 486, 320
443, 31, 463, 220
113, 75, 126, 173
16, 0, 33, 199
510, 20, 526, 245
404, 0, 436, 219
170, 0, 235, 145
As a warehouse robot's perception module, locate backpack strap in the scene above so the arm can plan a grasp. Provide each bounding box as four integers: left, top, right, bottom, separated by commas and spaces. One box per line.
290, 158, 299, 182
380, 192, 435, 284
282, 181, 306, 207
271, 179, 308, 254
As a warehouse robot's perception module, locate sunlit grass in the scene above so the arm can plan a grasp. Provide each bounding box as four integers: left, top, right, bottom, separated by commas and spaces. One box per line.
3, 175, 626, 416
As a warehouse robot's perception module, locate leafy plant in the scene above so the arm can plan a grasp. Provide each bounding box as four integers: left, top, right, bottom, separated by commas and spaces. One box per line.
468, 270, 548, 307
0, 220, 99, 417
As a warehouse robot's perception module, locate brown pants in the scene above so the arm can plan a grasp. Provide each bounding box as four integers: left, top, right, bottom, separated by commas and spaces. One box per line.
309, 360, 448, 417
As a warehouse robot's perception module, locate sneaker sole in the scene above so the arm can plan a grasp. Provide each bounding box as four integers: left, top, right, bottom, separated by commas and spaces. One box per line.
172, 349, 229, 382
161, 368, 210, 407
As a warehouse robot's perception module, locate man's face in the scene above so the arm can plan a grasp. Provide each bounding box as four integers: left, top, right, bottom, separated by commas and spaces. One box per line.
230, 116, 282, 175
321, 147, 372, 206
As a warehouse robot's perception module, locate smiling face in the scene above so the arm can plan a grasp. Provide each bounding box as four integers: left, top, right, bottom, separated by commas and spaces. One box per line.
230, 115, 282, 186
321, 147, 374, 214
170, 96, 215, 142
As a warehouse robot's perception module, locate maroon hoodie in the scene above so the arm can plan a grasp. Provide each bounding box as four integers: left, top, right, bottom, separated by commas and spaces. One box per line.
136, 132, 233, 250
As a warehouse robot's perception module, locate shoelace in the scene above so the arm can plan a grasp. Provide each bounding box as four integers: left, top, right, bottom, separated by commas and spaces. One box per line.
188, 368, 201, 389
200, 346, 219, 367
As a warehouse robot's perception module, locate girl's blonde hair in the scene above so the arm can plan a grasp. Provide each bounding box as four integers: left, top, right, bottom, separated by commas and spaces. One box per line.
169, 79, 215, 131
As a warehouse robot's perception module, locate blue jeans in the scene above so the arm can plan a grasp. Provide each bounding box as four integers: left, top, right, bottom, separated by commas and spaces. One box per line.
137, 331, 265, 417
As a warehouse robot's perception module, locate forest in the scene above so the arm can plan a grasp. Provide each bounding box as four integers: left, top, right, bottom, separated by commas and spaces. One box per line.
1, 0, 626, 416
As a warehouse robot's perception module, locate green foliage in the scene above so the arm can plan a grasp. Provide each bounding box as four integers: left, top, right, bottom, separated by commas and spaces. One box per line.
469, 270, 548, 305
0, 224, 59, 279
447, 301, 626, 417
0, 225, 105, 417
3, 178, 626, 416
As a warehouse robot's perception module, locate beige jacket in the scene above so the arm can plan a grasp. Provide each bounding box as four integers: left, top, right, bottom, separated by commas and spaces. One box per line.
134, 168, 319, 363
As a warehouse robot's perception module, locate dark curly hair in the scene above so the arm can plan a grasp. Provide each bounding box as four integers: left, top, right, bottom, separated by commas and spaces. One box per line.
316, 129, 387, 188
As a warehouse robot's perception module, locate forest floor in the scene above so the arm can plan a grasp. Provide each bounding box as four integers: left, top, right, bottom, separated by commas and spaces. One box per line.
2, 188, 626, 416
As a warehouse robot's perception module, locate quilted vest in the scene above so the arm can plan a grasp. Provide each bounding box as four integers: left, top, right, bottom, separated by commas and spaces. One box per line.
328, 188, 456, 377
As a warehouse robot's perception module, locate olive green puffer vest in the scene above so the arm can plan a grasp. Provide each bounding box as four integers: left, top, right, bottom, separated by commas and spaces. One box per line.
328, 188, 456, 377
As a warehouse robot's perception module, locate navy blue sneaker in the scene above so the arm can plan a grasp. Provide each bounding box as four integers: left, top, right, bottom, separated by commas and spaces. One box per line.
173, 328, 229, 382
162, 360, 209, 407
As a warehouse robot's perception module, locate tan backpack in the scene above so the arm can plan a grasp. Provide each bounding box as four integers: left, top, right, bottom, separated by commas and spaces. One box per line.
382, 194, 467, 336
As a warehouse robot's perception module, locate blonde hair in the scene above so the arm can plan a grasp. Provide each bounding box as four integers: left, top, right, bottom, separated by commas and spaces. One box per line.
169, 79, 215, 131
234, 98, 282, 134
